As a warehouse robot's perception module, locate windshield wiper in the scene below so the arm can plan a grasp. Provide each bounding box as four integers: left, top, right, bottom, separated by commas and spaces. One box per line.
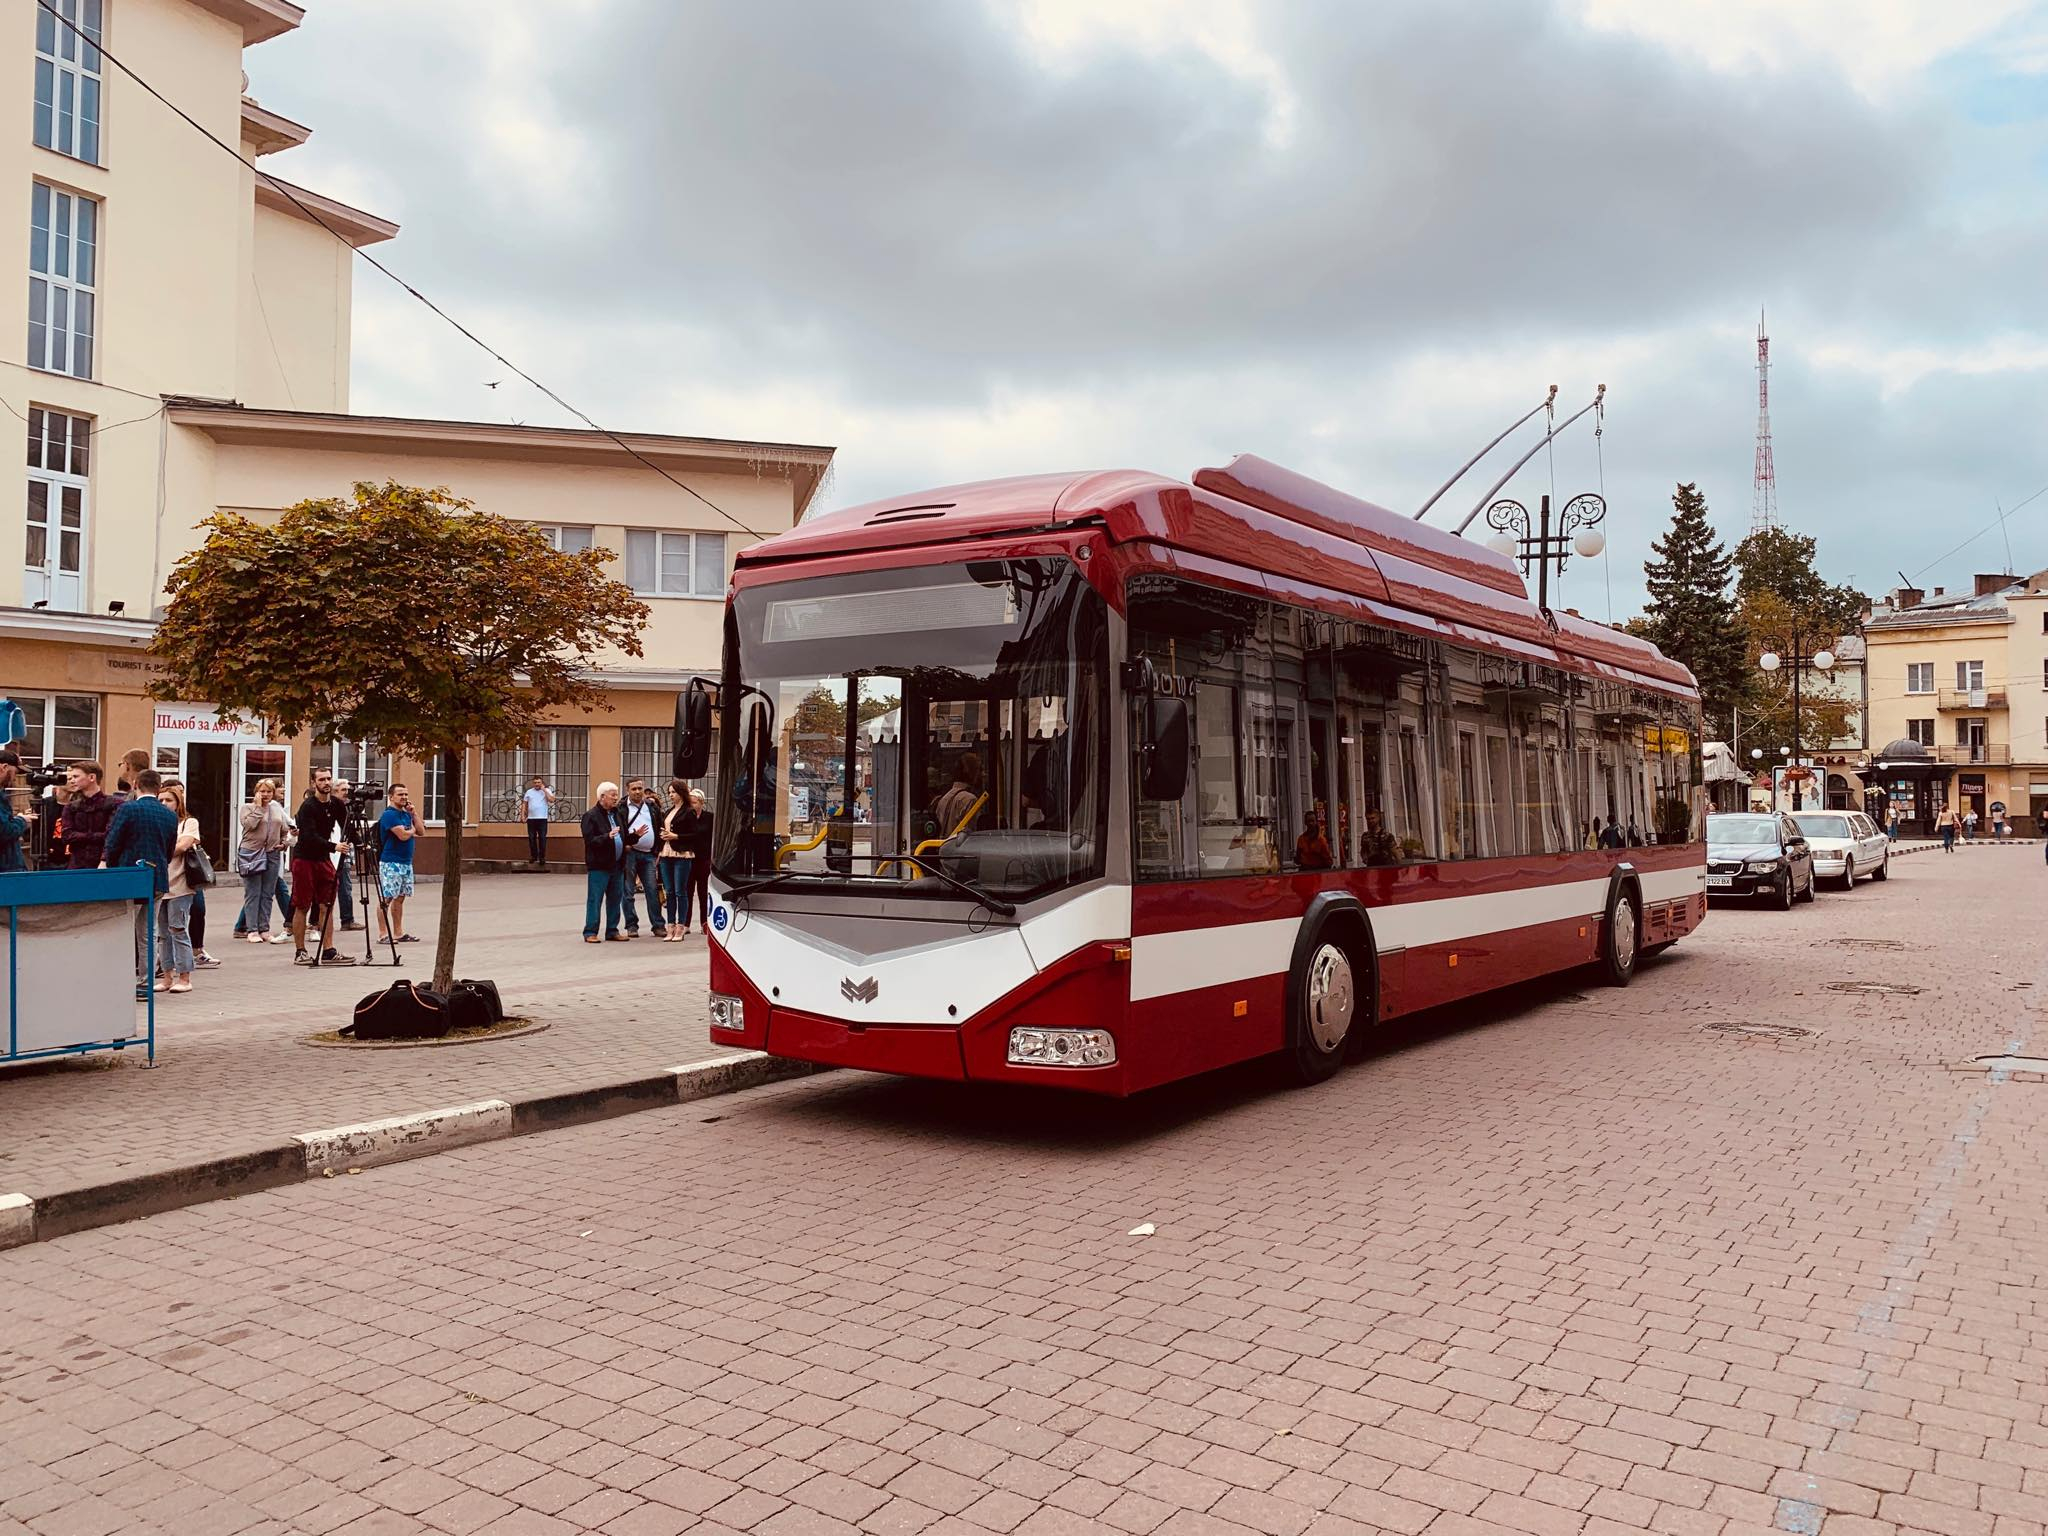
726, 855, 1018, 916
875, 853, 1018, 916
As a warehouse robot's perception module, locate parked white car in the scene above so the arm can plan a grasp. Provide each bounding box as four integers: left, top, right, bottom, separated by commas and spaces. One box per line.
1790, 811, 1890, 888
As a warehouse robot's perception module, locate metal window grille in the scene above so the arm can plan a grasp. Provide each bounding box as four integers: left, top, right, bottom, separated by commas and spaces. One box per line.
480, 728, 589, 822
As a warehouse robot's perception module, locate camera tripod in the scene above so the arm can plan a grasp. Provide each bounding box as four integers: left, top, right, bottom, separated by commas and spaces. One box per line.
307, 828, 402, 969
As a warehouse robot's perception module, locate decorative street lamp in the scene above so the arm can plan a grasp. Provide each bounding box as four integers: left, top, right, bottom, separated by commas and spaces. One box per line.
1483, 492, 1606, 612
1756, 634, 1835, 811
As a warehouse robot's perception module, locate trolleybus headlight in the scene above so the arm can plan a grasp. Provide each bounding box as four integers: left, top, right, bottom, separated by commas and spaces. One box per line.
709, 994, 746, 1032
1007, 1027, 1116, 1067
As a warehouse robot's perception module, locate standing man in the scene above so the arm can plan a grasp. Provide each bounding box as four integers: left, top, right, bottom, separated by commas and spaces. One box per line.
618, 779, 667, 939
523, 775, 556, 866
290, 768, 354, 965
1964, 805, 1979, 843
61, 761, 117, 869
581, 782, 627, 942
376, 783, 419, 944
115, 748, 150, 798
101, 767, 178, 999
0, 749, 33, 872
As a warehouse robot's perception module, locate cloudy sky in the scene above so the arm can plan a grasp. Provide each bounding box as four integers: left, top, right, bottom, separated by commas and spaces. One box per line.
245, 0, 2047, 620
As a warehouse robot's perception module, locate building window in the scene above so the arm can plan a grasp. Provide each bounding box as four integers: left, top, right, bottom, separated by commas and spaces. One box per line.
620, 726, 671, 791
416, 751, 453, 825
1905, 663, 1933, 694
1956, 660, 1984, 692
28, 182, 96, 378
34, 0, 102, 165
307, 734, 393, 790
625, 530, 725, 598
480, 728, 588, 822
241, 747, 289, 806
539, 525, 593, 554
3, 690, 98, 765
25, 406, 89, 609
1907, 718, 1934, 747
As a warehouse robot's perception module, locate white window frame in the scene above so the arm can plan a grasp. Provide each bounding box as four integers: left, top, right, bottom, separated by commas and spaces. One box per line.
1957, 660, 1985, 692
625, 529, 726, 599
25, 406, 90, 610
3, 689, 99, 765
28, 182, 97, 379
1905, 662, 1933, 695
307, 734, 393, 790
538, 524, 594, 554
34, 0, 103, 165
1907, 718, 1935, 747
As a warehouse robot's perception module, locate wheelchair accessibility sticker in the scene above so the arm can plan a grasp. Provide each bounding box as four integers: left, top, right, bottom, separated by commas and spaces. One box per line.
711, 904, 728, 933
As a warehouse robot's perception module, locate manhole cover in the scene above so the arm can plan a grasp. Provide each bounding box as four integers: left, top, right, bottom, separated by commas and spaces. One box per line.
1825, 981, 1922, 997
1826, 938, 1910, 952
1705, 1022, 1812, 1039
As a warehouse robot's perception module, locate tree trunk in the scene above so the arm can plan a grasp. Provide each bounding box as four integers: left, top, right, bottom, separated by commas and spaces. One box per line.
434, 745, 462, 994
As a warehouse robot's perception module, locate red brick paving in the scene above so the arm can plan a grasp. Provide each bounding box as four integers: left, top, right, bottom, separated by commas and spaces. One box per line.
0, 873, 736, 1199
5, 850, 2048, 1536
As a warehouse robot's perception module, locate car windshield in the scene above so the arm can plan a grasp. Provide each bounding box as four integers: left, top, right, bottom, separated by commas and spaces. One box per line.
713, 556, 1109, 903
1791, 814, 1851, 838
1708, 815, 1780, 845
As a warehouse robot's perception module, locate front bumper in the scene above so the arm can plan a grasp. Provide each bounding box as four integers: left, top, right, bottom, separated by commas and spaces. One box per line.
1706, 870, 1777, 897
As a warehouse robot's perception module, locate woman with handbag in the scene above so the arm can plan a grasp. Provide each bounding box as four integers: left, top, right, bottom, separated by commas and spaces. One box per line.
237, 778, 292, 943
157, 782, 205, 993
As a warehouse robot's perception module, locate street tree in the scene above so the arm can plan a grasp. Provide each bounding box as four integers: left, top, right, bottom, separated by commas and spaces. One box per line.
1733, 526, 1866, 636
147, 482, 649, 994
1739, 587, 1854, 759
1637, 483, 1747, 738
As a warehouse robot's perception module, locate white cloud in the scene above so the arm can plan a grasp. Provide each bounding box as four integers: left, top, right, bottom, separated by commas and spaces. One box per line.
1572, 0, 2035, 94
1808, 333, 2048, 396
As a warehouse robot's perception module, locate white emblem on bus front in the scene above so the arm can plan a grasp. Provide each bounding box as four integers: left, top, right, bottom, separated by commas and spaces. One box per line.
841, 976, 879, 1005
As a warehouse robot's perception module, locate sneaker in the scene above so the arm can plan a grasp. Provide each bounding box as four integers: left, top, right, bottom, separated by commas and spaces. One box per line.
340, 922, 364, 932
320, 949, 357, 966
267, 933, 290, 944
194, 952, 222, 969
293, 949, 311, 965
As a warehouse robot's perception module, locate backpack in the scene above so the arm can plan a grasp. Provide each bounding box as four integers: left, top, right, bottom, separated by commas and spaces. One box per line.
345, 981, 451, 1040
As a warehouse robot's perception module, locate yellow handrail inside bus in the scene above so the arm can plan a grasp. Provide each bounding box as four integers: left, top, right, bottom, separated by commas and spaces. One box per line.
879, 792, 988, 878
774, 824, 833, 868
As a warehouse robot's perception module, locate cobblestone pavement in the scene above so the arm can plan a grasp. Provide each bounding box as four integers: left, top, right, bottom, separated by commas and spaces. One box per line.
0, 872, 729, 1199
6, 850, 2048, 1536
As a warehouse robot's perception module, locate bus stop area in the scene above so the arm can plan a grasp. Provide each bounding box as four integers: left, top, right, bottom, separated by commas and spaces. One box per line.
0, 870, 750, 1236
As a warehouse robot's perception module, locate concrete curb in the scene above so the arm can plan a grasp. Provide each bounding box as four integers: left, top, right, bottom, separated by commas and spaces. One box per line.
0, 1051, 822, 1251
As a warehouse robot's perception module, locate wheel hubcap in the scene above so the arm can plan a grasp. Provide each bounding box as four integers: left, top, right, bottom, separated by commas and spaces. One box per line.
1306, 943, 1354, 1054
1613, 902, 1636, 970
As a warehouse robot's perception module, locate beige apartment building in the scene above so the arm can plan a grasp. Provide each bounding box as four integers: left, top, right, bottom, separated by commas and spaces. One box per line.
1862, 573, 2048, 836
2, 0, 832, 869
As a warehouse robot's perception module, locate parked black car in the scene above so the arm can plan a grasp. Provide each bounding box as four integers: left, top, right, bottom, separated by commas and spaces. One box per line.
1706, 813, 1816, 909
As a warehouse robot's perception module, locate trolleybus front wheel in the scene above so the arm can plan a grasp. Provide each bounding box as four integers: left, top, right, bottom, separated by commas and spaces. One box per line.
1288, 936, 1365, 1084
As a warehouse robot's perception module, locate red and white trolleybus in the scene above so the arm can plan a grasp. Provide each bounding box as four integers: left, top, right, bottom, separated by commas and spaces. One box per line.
681, 455, 1706, 1093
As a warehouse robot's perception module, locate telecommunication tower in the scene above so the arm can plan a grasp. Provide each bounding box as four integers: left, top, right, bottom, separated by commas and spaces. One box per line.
1751, 310, 1778, 534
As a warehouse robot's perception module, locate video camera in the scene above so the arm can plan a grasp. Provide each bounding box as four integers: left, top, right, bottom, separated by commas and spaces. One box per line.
24, 766, 65, 791
349, 782, 387, 802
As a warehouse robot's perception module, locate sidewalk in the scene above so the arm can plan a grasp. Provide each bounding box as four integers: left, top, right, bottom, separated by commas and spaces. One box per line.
0, 871, 749, 1214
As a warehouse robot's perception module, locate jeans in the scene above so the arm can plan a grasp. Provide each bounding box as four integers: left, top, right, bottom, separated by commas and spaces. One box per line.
132, 899, 155, 983
336, 855, 356, 926
190, 887, 207, 953
1942, 827, 1956, 851
583, 867, 624, 937
684, 857, 710, 929
528, 819, 549, 863
622, 850, 665, 933
241, 853, 278, 934
159, 894, 195, 975
660, 857, 689, 927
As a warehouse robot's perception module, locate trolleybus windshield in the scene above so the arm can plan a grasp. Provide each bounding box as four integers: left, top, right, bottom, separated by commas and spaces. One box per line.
713, 556, 1109, 903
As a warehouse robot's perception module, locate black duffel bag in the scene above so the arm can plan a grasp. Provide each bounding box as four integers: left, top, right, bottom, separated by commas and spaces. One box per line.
448, 978, 504, 1031
345, 981, 453, 1040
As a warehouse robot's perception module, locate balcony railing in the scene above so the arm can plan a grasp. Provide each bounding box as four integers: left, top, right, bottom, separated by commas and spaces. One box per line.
1937, 686, 2005, 710
1935, 743, 2010, 764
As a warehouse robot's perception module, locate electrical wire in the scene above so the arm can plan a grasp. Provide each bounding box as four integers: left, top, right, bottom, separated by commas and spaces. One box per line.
0, 395, 165, 443
1909, 479, 2048, 581
33, 0, 770, 541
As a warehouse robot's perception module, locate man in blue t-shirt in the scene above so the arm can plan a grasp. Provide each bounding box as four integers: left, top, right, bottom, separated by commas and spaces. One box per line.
375, 783, 419, 943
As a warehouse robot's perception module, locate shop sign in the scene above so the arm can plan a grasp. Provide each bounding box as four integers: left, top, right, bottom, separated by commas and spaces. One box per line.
153, 702, 265, 741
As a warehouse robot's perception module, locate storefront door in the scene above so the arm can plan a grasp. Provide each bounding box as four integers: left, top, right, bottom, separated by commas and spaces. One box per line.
188, 742, 234, 864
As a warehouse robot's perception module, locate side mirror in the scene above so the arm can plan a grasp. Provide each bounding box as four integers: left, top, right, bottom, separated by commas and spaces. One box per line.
1140, 695, 1190, 802
673, 686, 712, 779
